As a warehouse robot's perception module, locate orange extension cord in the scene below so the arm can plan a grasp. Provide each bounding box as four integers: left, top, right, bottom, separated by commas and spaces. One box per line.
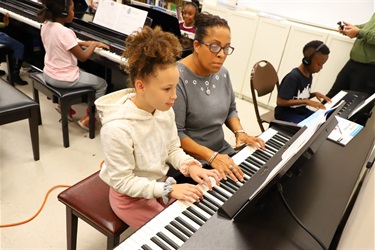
0, 185, 71, 228
0, 161, 104, 228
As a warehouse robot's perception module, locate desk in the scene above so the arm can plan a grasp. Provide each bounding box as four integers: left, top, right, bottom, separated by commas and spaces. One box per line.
180, 110, 375, 249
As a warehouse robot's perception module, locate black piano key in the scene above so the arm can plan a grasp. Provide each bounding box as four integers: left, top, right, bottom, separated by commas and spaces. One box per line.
266, 139, 280, 150
225, 178, 241, 189
165, 224, 188, 242
194, 201, 215, 215
276, 132, 291, 141
253, 150, 271, 161
208, 189, 227, 203
202, 193, 222, 208
170, 220, 194, 237
272, 137, 285, 147
187, 206, 208, 222
151, 236, 172, 250
265, 143, 278, 153
213, 186, 231, 199
200, 197, 219, 212
141, 244, 153, 250
249, 154, 265, 165
244, 158, 262, 169
156, 232, 180, 250
240, 161, 258, 173
268, 138, 283, 149
219, 182, 236, 194
182, 210, 204, 226
239, 164, 254, 177
222, 180, 240, 193
175, 217, 197, 233
274, 133, 289, 144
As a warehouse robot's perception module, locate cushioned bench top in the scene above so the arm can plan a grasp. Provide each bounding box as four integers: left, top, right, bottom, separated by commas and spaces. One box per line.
0, 79, 38, 113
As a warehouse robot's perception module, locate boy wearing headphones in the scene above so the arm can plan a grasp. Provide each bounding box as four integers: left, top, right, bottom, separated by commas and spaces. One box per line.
275, 40, 332, 123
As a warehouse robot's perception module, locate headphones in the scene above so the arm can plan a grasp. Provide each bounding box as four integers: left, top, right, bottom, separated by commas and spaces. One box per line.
302, 42, 325, 66
61, 0, 68, 17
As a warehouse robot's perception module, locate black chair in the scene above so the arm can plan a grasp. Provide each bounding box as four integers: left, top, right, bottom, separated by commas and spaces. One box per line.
0, 78, 40, 160
0, 43, 14, 85
250, 60, 279, 132
28, 72, 95, 148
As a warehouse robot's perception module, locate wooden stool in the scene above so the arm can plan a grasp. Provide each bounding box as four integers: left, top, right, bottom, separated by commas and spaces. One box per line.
58, 171, 129, 250
28, 72, 95, 148
0, 78, 40, 160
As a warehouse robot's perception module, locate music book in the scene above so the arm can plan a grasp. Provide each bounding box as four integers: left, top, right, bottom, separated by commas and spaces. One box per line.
327, 117, 363, 146
93, 0, 148, 36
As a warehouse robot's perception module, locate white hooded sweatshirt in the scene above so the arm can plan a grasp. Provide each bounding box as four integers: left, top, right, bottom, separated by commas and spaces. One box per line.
95, 88, 194, 199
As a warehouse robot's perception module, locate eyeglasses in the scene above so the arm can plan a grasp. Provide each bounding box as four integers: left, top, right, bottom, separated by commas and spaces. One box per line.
199, 41, 235, 55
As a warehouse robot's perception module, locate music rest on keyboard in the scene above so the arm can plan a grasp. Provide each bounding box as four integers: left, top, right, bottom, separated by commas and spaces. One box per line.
325, 90, 369, 119
116, 124, 305, 250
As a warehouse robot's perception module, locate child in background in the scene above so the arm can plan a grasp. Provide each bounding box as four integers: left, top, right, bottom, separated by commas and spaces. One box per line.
0, 13, 28, 85
37, 0, 108, 130
275, 40, 331, 123
179, 2, 198, 33
95, 26, 221, 229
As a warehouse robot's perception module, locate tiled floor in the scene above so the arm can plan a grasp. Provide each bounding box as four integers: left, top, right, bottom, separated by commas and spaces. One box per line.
0, 67, 373, 249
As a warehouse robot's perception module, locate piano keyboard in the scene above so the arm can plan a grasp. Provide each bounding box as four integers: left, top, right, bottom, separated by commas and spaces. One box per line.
0, 5, 124, 65
325, 90, 370, 119
77, 38, 127, 65
0, 7, 41, 29
116, 128, 291, 250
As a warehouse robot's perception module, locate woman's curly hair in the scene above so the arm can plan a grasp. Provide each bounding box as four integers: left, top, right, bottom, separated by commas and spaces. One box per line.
122, 26, 182, 86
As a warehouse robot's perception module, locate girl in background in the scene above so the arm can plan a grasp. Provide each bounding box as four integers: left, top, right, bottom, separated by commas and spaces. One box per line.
179, 2, 198, 33
37, 0, 108, 130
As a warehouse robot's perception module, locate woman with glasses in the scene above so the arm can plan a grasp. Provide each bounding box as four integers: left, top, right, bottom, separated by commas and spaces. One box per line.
173, 12, 265, 182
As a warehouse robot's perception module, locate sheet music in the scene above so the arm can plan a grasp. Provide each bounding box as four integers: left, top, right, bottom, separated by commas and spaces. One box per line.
93, 0, 148, 35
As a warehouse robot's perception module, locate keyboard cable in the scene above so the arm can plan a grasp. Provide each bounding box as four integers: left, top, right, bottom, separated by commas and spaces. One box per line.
0, 161, 105, 228
276, 182, 328, 250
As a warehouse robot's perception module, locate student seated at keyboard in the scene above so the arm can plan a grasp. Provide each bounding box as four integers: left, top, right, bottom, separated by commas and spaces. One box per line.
37, 0, 108, 129
0, 13, 28, 85
275, 40, 332, 123
95, 26, 221, 229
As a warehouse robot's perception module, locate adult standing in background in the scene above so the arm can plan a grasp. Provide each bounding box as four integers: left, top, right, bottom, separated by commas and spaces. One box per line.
173, 12, 265, 183
326, 14, 375, 98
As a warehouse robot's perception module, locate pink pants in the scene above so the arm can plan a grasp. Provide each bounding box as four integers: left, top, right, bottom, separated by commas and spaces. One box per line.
109, 187, 175, 229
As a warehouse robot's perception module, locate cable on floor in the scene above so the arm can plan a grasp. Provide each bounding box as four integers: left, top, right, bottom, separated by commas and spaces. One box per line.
277, 182, 328, 250
0, 184, 71, 228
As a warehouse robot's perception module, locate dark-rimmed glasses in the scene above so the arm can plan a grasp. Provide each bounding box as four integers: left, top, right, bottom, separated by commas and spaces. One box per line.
199, 41, 235, 55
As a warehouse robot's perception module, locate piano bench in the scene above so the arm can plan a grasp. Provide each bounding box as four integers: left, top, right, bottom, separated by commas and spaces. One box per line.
28, 72, 96, 148
0, 78, 40, 160
0, 43, 14, 85
58, 171, 129, 250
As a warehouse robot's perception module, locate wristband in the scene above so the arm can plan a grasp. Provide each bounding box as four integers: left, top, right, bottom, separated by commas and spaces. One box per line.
162, 177, 177, 204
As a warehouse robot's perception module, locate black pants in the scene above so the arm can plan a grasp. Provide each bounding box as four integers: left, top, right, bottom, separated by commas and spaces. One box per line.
326, 59, 375, 98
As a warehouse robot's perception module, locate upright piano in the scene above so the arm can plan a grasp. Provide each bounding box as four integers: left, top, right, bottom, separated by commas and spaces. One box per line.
0, 0, 128, 91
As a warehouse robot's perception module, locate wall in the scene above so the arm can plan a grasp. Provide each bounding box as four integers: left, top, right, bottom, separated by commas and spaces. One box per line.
236, 0, 374, 30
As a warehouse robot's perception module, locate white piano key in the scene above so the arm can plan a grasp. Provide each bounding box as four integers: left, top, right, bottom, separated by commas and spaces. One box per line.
133, 226, 165, 250
204, 192, 224, 206
147, 218, 184, 247
214, 185, 233, 198
168, 206, 201, 231
0, 7, 41, 29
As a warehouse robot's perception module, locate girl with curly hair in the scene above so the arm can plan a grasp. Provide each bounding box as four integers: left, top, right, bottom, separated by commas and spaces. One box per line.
95, 26, 221, 229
